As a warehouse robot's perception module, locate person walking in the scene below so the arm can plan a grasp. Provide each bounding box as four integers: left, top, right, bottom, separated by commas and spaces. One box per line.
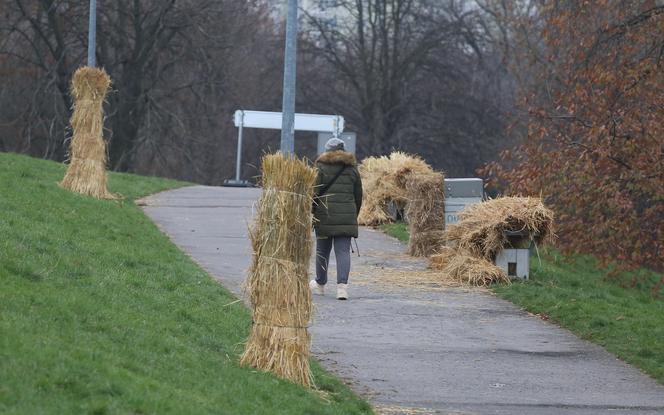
310, 138, 363, 300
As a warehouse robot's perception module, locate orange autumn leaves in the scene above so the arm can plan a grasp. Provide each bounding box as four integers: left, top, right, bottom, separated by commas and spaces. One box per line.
484, 2, 663, 281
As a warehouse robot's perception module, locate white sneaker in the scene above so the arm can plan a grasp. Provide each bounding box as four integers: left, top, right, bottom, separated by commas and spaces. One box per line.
337, 283, 348, 300
309, 279, 324, 295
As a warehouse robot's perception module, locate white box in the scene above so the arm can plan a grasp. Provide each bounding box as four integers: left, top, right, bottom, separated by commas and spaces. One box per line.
495, 249, 529, 280
443, 178, 484, 228
444, 197, 482, 226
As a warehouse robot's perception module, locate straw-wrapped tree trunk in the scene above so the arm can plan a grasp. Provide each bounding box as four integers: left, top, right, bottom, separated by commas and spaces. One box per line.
405, 172, 445, 257
60, 67, 115, 199
240, 153, 317, 387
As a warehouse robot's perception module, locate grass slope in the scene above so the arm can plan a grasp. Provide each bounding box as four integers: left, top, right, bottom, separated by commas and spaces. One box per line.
0, 152, 372, 415
381, 221, 664, 384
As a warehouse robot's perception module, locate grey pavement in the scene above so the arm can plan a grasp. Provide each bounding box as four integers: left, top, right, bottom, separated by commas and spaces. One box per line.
142, 185, 664, 415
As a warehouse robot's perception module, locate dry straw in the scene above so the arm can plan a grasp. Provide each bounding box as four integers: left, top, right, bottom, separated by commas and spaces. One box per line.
429, 245, 456, 270
240, 153, 317, 387
358, 151, 434, 226
405, 172, 445, 257
445, 196, 554, 260
60, 66, 116, 199
427, 196, 554, 286
430, 249, 510, 287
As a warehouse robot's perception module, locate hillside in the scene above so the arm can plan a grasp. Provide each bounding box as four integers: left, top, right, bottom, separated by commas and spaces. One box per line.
0, 152, 371, 415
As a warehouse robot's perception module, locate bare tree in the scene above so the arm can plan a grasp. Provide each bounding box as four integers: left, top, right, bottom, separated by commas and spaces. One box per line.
298, 0, 515, 175
1, 0, 521, 180
0, 0, 282, 182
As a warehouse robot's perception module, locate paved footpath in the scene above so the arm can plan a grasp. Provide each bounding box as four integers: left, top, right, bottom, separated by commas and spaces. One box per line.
142, 186, 664, 415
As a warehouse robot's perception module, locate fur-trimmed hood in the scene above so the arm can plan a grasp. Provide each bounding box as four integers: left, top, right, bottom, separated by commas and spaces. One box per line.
315, 150, 357, 166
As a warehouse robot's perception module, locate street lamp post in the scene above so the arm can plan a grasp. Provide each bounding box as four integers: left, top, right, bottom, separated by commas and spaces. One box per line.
87, 0, 97, 67
280, 0, 298, 154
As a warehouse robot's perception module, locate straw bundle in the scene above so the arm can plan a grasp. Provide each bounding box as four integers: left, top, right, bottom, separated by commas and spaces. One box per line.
445, 197, 554, 260
405, 172, 445, 257
426, 196, 554, 286
358, 152, 434, 226
60, 67, 116, 199
428, 246, 508, 286
240, 153, 317, 387
435, 251, 509, 286
429, 246, 456, 270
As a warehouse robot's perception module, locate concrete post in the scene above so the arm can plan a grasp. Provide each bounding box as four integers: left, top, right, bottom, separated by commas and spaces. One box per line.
280, 0, 298, 154
87, 0, 97, 67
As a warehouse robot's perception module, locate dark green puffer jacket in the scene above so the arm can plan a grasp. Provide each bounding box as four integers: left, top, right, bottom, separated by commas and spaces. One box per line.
313, 150, 363, 238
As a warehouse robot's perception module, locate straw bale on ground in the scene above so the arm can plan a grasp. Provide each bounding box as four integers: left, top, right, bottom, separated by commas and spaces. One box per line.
358, 152, 434, 226
445, 197, 554, 260
405, 172, 445, 257
429, 246, 456, 270
428, 245, 508, 286
426, 197, 554, 286
433, 251, 509, 286
60, 67, 116, 199
240, 153, 317, 387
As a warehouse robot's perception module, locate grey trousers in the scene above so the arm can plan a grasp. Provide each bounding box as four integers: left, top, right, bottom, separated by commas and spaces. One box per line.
315, 236, 351, 285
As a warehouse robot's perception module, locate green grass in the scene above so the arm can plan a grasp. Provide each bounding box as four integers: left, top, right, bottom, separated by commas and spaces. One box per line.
0, 152, 372, 415
381, 221, 664, 384
380, 222, 409, 243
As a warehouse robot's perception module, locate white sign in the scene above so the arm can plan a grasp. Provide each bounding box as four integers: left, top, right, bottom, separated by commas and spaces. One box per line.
445, 197, 482, 226
234, 110, 344, 134
443, 178, 484, 228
